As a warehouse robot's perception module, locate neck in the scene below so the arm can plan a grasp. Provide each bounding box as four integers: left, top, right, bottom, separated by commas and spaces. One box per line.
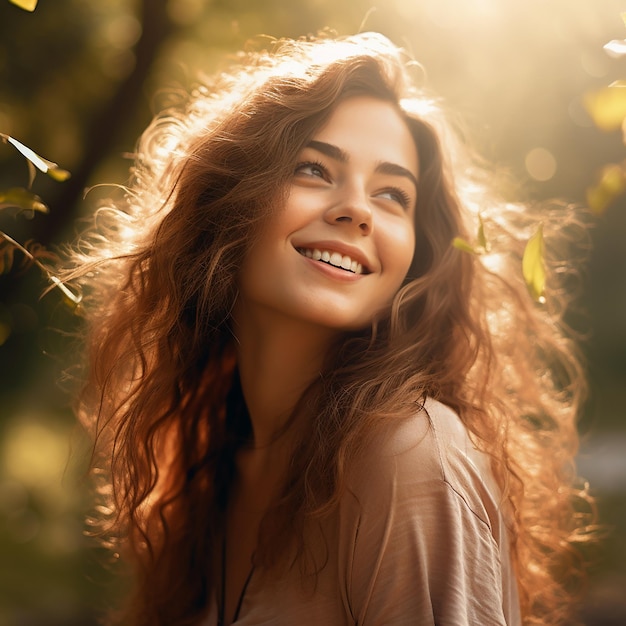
231, 306, 339, 450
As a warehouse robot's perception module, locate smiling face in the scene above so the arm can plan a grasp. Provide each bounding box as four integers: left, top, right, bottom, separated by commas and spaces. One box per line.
235, 96, 418, 334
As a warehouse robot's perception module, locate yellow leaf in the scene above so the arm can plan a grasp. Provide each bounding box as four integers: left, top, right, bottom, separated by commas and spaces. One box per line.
9, 0, 38, 10
477, 215, 490, 252
522, 225, 546, 303
586, 163, 626, 214
0, 187, 48, 214
452, 237, 477, 255
3, 134, 70, 181
583, 87, 626, 131
46, 166, 71, 182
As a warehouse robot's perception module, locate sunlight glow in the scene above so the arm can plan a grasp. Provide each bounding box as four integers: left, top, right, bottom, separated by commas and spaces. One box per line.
525, 147, 557, 182
393, 0, 505, 26
481, 252, 506, 275
580, 50, 610, 78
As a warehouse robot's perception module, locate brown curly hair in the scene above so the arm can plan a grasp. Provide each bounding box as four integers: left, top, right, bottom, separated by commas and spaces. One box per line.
64, 32, 594, 625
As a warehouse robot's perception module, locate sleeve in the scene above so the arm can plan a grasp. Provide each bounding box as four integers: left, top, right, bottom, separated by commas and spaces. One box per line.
340, 409, 516, 626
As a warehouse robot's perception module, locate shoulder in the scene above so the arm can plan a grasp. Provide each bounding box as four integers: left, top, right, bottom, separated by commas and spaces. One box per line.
345, 397, 502, 534
336, 399, 519, 625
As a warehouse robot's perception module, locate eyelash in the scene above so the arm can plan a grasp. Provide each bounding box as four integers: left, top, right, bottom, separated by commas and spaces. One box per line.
294, 160, 412, 210
294, 160, 328, 179
383, 187, 412, 210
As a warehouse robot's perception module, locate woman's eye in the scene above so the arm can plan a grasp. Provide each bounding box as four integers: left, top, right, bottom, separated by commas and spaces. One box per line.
377, 188, 412, 210
294, 161, 328, 180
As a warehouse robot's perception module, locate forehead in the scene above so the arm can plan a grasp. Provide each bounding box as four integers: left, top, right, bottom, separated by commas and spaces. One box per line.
309, 96, 419, 177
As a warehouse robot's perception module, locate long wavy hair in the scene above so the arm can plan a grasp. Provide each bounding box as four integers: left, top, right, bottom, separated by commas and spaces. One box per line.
64, 32, 594, 625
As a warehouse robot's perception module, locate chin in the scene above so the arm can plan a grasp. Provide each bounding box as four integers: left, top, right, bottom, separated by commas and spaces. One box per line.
310, 308, 387, 334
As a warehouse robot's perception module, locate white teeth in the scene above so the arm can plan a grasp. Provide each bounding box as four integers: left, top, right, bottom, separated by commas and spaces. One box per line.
298, 247, 365, 274
330, 252, 343, 266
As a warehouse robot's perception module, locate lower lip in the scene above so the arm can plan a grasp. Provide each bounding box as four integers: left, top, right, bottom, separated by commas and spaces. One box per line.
299, 253, 364, 282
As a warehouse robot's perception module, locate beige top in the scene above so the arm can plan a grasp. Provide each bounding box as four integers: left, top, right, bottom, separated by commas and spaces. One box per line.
204, 398, 521, 625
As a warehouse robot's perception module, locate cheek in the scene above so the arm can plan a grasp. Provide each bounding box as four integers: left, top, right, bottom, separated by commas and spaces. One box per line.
403, 228, 417, 272
266, 193, 316, 239
387, 220, 416, 279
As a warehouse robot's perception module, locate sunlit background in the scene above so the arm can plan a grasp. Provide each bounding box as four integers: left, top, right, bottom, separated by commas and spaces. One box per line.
1, 0, 625, 624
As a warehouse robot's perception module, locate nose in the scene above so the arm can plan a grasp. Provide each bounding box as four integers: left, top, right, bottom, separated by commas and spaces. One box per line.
324, 186, 372, 234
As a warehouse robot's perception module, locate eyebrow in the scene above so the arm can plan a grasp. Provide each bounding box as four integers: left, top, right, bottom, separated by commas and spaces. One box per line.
306, 139, 418, 191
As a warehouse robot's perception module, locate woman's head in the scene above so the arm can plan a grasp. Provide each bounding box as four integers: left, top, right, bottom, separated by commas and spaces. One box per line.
118, 32, 470, 355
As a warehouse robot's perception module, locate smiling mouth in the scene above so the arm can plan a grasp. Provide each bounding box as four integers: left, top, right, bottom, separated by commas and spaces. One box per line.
296, 247, 366, 275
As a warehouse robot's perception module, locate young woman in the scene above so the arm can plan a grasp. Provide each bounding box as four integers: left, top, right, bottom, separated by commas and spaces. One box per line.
66, 32, 593, 625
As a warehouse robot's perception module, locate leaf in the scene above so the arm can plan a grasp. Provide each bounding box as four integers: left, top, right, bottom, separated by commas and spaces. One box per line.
46, 166, 71, 182
1, 134, 70, 182
604, 39, 626, 58
0, 187, 48, 214
586, 163, 626, 214
0, 231, 83, 310
522, 224, 546, 303
583, 87, 626, 131
9, 0, 38, 11
452, 216, 490, 256
477, 214, 489, 252
452, 237, 478, 254
47, 275, 84, 312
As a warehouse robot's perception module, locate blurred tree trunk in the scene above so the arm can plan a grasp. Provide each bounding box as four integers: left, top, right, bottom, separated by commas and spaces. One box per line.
35, 0, 175, 245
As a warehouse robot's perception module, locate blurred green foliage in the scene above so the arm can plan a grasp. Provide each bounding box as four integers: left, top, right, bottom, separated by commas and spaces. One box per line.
1, 0, 626, 624
0, 134, 81, 340
585, 13, 626, 214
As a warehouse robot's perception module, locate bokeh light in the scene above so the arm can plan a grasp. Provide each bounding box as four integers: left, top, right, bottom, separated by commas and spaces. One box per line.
525, 147, 558, 182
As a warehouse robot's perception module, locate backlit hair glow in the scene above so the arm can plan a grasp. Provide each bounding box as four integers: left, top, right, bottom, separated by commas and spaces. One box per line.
64, 32, 594, 626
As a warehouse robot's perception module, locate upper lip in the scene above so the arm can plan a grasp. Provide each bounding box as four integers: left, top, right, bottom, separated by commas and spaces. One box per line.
292, 239, 374, 274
